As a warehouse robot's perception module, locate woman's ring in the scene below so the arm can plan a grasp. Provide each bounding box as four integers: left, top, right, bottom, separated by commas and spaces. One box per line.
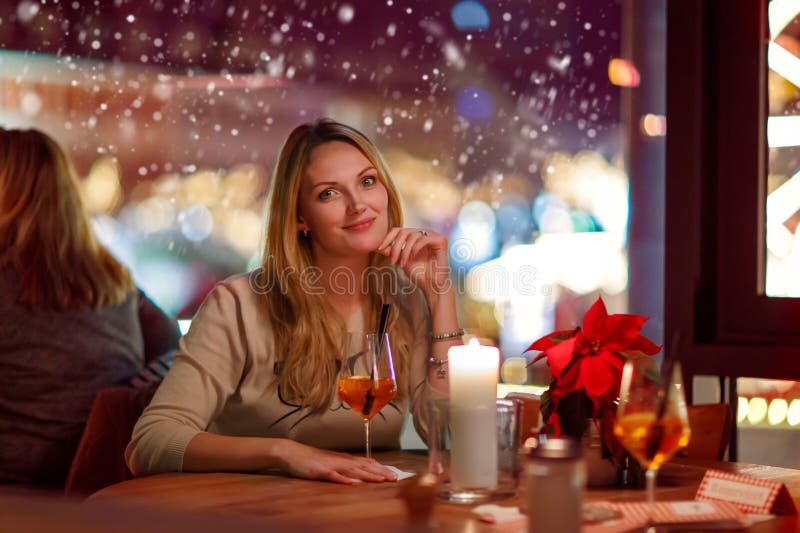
419, 230, 429, 237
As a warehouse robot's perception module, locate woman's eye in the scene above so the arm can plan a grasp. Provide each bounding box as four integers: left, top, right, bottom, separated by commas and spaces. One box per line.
318, 189, 335, 200
362, 176, 376, 186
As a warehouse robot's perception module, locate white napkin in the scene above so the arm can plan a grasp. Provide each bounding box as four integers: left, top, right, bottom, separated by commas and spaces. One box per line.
473, 504, 526, 524
349, 464, 416, 483
385, 465, 416, 480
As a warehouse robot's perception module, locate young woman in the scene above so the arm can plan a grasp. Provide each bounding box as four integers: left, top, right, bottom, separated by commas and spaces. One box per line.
126, 118, 459, 484
0, 128, 179, 486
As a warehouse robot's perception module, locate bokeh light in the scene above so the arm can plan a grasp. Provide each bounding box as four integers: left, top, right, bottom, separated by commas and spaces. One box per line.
451, 1, 490, 31
501, 357, 529, 385
640, 114, 667, 137
747, 397, 768, 425
222, 208, 262, 255
135, 197, 175, 234
82, 157, 122, 214
452, 201, 500, 269
458, 200, 497, 235
768, 398, 789, 426
737, 396, 749, 423
608, 58, 640, 87
787, 399, 800, 426
532, 193, 572, 233
135, 258, 196, 316
449, 224, 498, 271
455, 86, 495, 121
184, 171, 222, 207
496, 196, 533, 243
178, 204, 214, 242
569, 210, 598, 232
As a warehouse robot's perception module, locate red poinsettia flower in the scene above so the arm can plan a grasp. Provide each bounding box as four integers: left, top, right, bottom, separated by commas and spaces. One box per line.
526, 297, 661, 409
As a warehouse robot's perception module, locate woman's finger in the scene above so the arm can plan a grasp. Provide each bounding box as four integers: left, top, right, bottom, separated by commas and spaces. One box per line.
390, 230, 411, 264
326, 470, 356, 485
377, 227, 402, 252
398, 232, 423, 268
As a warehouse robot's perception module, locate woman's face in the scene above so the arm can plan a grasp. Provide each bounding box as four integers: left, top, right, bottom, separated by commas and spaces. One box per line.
298, 141, 390, 260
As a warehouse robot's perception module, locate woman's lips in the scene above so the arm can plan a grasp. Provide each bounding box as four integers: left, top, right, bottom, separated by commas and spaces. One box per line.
344, 218, 375, 231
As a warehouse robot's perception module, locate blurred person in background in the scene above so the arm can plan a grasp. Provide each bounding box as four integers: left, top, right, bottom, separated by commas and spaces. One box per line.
126, 118, 459, 484
0, 127, 179, 488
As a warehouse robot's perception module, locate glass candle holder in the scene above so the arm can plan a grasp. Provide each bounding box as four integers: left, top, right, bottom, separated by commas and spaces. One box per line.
427, 397, 521, 503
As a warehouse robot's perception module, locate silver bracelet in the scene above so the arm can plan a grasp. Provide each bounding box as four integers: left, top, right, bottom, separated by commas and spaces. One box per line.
431, 328, 464, 341
428, 356, 448, 379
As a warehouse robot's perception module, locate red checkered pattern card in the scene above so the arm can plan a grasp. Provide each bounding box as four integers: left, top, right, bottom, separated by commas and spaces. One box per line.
695, 469, 797, 515
587, 500, 745, 530
475, 501, 750, 533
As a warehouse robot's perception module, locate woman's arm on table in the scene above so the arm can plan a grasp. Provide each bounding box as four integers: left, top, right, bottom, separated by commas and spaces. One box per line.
126, 280, 396, 484
183, 433, 396, 484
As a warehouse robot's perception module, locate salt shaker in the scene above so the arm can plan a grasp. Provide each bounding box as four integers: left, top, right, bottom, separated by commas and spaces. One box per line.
524, 436, 585, 533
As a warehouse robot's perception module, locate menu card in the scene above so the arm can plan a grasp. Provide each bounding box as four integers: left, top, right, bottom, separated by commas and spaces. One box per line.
695, 469, 798, 515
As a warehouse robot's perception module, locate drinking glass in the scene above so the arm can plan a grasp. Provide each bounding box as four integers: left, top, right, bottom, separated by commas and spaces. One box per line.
337, 332, 397, 458
614, 358, 691, 508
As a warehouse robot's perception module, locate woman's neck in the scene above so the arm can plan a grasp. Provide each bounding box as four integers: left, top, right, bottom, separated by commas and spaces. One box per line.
312, 252, 370, 316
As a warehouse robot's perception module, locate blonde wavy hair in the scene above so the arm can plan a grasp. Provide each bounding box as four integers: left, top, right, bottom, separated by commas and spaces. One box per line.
0, 128, 134, 310
261, 118, 416, 412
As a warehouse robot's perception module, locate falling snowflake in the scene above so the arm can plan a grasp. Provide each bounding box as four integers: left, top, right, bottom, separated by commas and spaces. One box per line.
338, 5, 355, 24
16, 1, 40, 23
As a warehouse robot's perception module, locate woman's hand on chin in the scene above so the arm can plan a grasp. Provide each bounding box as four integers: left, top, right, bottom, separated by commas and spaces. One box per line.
376, 227, 451, 297
274, 439, 398, 484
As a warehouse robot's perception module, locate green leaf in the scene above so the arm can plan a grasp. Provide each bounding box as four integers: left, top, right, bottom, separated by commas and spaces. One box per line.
556, 389, 593, 440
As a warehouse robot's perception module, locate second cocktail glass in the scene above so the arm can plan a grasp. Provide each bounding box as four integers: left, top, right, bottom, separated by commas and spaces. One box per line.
614, 358, 691, 509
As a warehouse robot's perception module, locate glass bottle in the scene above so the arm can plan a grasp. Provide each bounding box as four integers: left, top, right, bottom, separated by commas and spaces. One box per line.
525, 436, 585, 533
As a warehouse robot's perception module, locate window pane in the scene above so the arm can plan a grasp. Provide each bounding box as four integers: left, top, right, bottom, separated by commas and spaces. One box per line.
766, 1, 800, 297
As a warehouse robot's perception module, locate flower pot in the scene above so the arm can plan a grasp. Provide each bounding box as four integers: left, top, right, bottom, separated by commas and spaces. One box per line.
581, 419, 618, 487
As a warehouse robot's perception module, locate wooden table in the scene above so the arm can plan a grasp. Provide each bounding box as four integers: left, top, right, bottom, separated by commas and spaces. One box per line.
85, 451, 800, 532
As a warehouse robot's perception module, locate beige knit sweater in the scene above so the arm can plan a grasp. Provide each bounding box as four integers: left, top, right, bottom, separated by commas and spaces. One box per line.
125, 272, 436, 476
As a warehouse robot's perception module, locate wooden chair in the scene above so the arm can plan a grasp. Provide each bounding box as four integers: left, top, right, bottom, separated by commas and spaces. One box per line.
504, 392, 541, 444
682, 403, 733, 460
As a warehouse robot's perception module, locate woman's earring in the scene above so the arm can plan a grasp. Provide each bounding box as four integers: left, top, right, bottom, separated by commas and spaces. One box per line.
302, 228, 309, 238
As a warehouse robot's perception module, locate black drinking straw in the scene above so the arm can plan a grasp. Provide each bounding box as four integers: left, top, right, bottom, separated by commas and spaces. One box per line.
377, 303, 392, 350
362, 303, 392, 416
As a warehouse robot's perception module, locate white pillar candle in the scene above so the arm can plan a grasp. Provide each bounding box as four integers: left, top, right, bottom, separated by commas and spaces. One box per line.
447, 338, 500, 489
